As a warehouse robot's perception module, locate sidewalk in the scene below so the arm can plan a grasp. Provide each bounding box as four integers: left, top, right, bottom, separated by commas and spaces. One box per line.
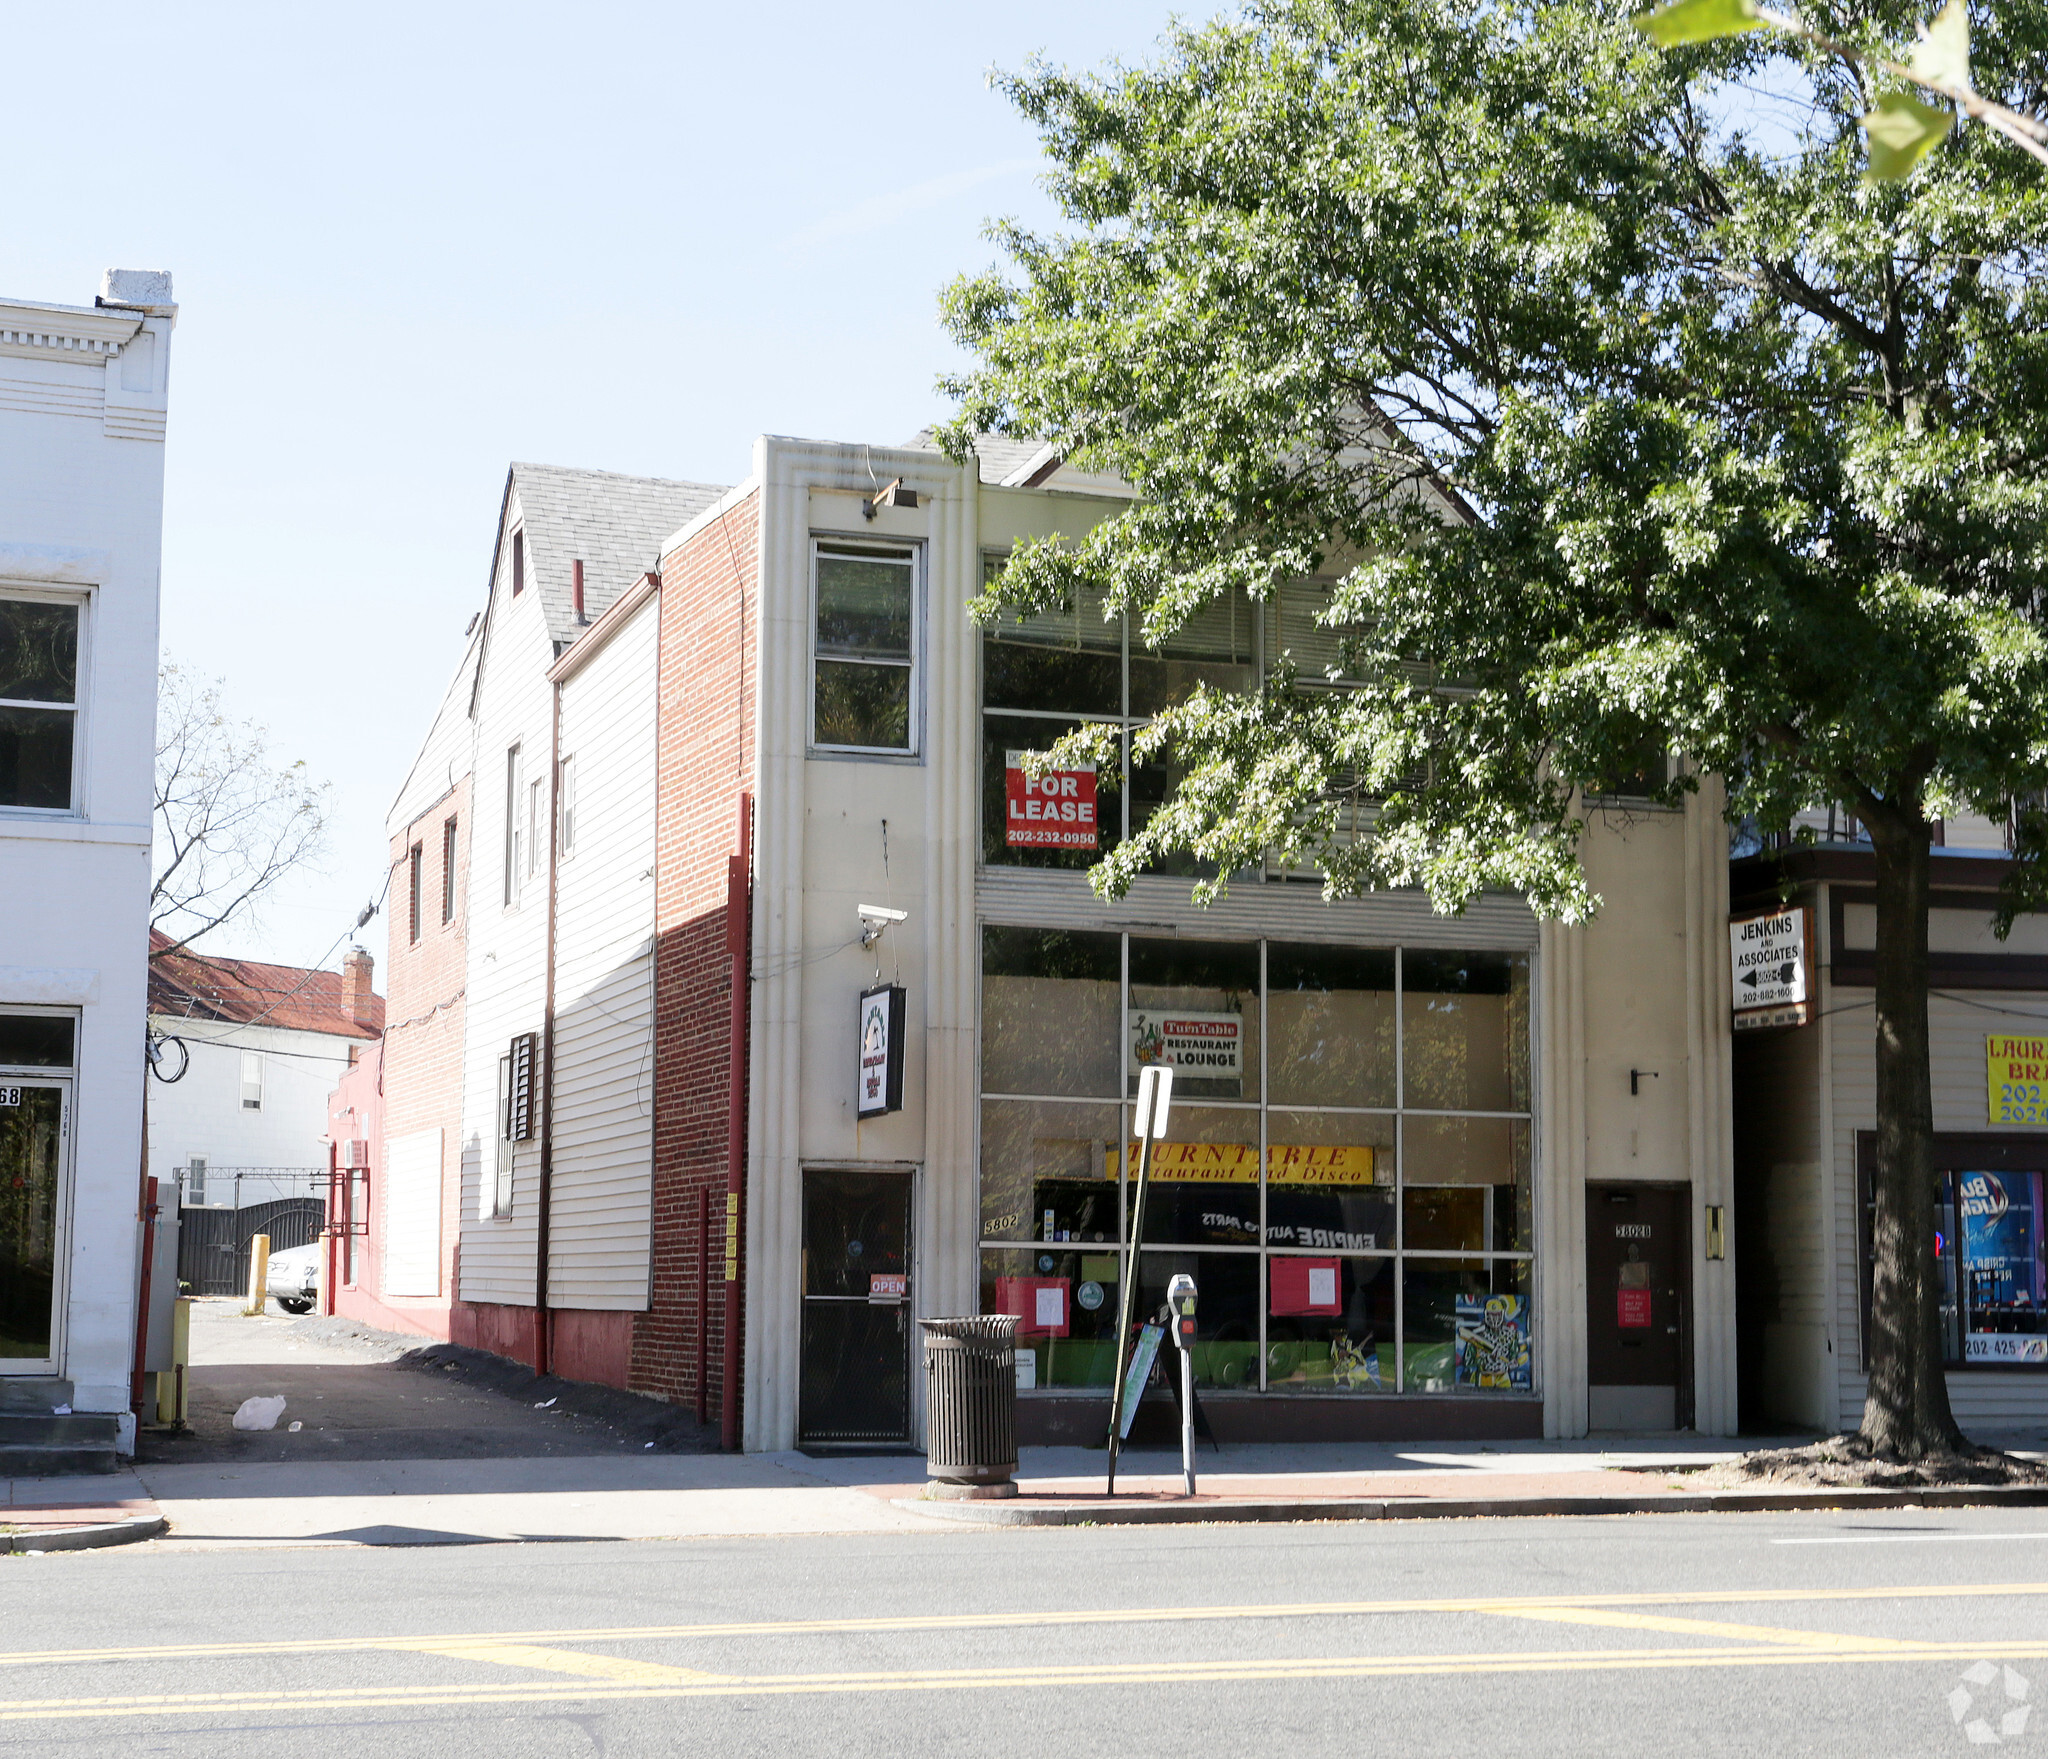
16, 1435, 2048, 1550
31, 1434, 2038, 1550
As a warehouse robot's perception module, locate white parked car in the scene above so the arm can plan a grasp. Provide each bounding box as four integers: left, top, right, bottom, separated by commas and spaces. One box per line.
265, 1243, 320, 1314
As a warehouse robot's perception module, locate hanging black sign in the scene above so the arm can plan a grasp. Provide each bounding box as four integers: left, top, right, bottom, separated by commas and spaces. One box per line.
857, 984, 907, 1118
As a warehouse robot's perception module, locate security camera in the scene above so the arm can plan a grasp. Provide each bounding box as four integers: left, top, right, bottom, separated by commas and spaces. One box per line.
858, 903, 907, 950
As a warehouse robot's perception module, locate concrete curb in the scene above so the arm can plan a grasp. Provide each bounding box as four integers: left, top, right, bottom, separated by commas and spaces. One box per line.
895, 1483, 2048, 1526
0, 1515, 167, 1555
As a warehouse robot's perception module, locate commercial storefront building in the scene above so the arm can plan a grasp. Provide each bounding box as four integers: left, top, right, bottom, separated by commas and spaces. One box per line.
667, 435, 1738, 1448
1733, 838, 2048, 1438
379, 430, 1743, 1448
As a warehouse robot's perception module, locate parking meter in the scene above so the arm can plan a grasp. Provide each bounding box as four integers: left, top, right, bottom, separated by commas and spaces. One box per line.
1167, 1274, 1197, 1496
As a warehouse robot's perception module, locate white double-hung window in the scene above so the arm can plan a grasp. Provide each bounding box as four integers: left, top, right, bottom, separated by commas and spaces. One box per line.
0, 595, 83, 813
504, 744, 524, 906
811, 541, 918, 754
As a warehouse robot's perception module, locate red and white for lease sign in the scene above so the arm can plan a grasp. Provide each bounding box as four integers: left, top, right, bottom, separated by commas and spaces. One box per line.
1005, 752, 1098, 849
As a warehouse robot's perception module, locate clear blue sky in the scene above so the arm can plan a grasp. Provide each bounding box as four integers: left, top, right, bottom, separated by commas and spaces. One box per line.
3, 0, 1183, 977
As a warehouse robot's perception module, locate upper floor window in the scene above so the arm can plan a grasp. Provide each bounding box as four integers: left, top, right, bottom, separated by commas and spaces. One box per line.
813, 541, 917, 754
558, 756, 578, 860
240, 1050, 264, 1112
0, 596, 81, 813
504, 744, 524, 906
441, 816, 459, 923
407, 842, 424, 943
511, 528, 525, 597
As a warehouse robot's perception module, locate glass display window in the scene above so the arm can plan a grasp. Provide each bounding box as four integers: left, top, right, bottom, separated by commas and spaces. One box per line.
1403, 1115, 1531, 1253
1267, 943, 1395, 1107
1129, 1107, 1263, 1247
980, 926, 1121, 1096
983, 1246, 1127, 1389
979, 933, 1536, 1396
1859, 1146, 2048, 1370
1402, 950, 1530, 1112
1130, 1251, 1262, 1391
1264, 1110, 1395, 1250
1264, 1255, 1396, 1392
979, 1099, 1123, 1245
1958, 1168, 2046, 1362
1128, 936, 1260, 1101
1402, 1258, 1534, 1393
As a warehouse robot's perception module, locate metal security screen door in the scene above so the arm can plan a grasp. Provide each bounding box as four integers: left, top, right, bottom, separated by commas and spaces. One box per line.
799, 1168, 913, 1448
0, 1079, 68, 1370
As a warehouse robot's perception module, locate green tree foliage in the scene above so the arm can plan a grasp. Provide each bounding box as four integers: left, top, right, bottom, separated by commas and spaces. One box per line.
941, 0, 2048, 1455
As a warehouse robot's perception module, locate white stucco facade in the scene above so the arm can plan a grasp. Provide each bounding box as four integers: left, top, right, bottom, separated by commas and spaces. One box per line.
727, 435, 1737, 1450
0, 272, 176, 1422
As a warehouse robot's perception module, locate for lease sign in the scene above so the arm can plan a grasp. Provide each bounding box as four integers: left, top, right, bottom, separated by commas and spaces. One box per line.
1988, 1035, 2048, 1126
1004, 752, 1098, 848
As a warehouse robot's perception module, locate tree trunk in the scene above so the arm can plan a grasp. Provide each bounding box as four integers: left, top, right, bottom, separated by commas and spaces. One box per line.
1858, 809, 1963, 1457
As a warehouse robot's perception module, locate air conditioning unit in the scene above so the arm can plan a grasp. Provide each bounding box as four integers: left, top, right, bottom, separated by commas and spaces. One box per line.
344, 1139, 371, 1170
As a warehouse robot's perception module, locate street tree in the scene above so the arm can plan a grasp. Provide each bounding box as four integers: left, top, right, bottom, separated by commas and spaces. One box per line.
152, 663, 328, 961
940, 0, 2048, 1458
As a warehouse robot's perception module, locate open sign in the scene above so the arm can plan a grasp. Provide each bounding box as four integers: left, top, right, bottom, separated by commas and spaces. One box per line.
1005, 752, 1097, 849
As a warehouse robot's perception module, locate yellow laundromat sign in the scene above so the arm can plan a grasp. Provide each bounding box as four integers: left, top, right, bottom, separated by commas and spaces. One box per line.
1104, 1142, 1378, 1184
1988, 1034, 2048, 1125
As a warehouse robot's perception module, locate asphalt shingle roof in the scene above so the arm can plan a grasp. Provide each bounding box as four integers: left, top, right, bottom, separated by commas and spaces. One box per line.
900, 429, 1135, 496
509, 462, 728, 648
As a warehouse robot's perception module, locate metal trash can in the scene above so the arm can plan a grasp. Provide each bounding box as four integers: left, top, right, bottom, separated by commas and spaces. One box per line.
920, 1315, 1020, 1498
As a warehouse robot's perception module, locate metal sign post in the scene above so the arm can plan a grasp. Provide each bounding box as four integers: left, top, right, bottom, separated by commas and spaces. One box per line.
1167, 1271, 1197, 1497
1106, 1062, 1173, 1495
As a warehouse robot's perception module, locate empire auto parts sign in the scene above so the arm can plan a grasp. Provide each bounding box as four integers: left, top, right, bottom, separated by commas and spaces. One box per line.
1730, 907, 1810, 1030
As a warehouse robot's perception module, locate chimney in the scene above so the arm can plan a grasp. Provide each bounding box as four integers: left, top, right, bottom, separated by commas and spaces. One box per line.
573, 558, 585, 623
342, 948, 376, 1029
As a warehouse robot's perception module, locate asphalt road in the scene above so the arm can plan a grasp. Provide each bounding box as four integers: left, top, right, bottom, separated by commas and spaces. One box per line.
6, 1508, 2047, 1756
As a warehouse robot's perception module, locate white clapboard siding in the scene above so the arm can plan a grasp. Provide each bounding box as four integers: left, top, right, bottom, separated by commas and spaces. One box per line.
455, 496, 556, 1307
384, 1127, 444, 1296
548, 595, 658, 1310
1829, 953, 2048, 1430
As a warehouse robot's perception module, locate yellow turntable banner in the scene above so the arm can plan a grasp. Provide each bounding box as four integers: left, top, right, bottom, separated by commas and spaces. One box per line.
1103, 1141, 1377, 1184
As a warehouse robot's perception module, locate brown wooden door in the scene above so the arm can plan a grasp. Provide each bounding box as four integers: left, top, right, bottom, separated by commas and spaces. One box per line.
1585, 1182, 1692, 1431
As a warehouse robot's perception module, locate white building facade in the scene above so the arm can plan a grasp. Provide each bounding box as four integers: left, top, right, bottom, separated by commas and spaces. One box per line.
0, 271, 177, 1435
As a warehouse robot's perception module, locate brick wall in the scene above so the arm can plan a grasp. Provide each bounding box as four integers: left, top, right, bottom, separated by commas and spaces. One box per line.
632, 490, 758, 1414
348, 774, 471, 1337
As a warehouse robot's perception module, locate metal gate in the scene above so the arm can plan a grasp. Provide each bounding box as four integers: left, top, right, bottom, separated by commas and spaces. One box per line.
174, 1173, 327, 1297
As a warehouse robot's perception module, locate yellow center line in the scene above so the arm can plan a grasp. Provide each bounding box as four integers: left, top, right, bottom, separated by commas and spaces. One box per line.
7, 1581, 2046, 1670
6, 1639, 2048, 1722
408, 1643, 729, 1686
1473, 1606, 1935, 1651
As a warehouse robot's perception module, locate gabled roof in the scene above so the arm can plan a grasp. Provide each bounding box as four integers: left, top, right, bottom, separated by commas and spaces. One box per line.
507, 462, 729, 649
148, 931, 384, 1041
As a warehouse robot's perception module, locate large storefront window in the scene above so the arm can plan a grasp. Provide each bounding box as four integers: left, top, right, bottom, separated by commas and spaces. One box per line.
979, 929, 1535, 1396
1861, 1155, 2048, 1368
